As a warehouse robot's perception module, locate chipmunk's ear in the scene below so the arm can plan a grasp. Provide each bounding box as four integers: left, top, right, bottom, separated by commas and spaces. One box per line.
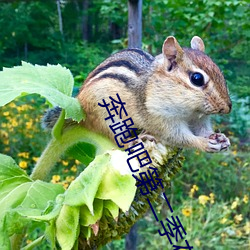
191, 36, 205, 52
162, 36, 184, 63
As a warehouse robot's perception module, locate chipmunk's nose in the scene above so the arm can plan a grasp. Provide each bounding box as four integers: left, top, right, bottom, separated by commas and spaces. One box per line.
219, 101, 232, 114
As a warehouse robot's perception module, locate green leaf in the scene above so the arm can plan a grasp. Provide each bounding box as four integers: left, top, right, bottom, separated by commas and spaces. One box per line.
0, 182, 32, 218
0, 182, 32, 248
0, 154, 65, 244
20, 181, 64, 213
56, 205, 80, 250
103, 200, 119, 219
64, 153, 110, 213
0, 62, 85, 122
27, 197, 63, 222
80, 226, 92, 240
79, 199, 103, 226
64, 150, 136, 213
0, 231, 10, 250
0, 176, 32, 201
65, 142, 96, 165
45, 220, 56, 249
1, 181, 64, 238
96, 166, 136, 212
3, 211, 29, 238
0, 154, 30, 181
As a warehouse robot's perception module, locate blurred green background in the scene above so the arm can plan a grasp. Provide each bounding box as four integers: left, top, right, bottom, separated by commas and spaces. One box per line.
0, 0, 249, 249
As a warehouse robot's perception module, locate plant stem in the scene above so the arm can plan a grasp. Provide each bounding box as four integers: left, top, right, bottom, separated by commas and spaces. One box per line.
30, 126, 117, 181
10, 232, 25, 250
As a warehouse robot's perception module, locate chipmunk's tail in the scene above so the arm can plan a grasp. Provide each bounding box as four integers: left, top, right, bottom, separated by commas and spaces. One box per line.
41, 106, 62, 130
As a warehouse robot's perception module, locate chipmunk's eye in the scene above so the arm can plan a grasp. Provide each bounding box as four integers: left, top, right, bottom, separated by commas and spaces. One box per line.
190, 72, 204, 87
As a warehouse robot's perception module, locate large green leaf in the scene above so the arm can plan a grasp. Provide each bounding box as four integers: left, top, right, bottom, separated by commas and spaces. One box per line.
20, 181, 64, 213
63, 153, 110, 213
64, 151, 136, 213
96, 166, 136, 212
0, 154, 65, 248
56, 205, 80, 250
0, 62, 84, 121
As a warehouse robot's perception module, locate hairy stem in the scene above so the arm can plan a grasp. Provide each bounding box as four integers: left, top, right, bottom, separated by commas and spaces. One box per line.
30, 126, 117, 181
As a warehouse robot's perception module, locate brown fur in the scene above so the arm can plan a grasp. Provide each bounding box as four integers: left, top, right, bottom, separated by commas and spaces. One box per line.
77, 36, 231, 152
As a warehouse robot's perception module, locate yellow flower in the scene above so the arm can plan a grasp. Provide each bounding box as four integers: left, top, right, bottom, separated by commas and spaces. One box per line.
17, 105, 30, 112
18, 152, 30, 159
198, 195, 210, 206
75, 159, 81, 165
3, 138, 9, 145
194, 238, 201, 247
221, 162, 228, 167
9, 102, 16, 108
26, 121, 33, 129
243, 195, 248, 204
4, 147, 10, 152
234, 214, 243, 224
26, 239, 32, 244
51, 175, 61, 183
231, 197, 240, 209
209, 193, 215, 204
11, 119, 18, 127
70, 165, 77, 172
232, 150, 237, 156
236, 229, 243, 237
19, 161, 28, 169
66, 176, 75, 182
3, 111, 9, 116
62, 160, 69, 166
182, 207, 192, 217
0, 130, 8, 138
189, 184, 199, 197
220, 217, 228, 224
63, 182, 69, 189
244, 221, 250, 234
32, 157, 39, 162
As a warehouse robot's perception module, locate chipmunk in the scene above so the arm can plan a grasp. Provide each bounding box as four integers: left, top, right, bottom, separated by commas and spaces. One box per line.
44, 36, 232, 153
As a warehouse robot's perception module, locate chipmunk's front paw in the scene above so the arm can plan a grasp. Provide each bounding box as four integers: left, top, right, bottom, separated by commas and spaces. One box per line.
127, 132, 156, 149
206, 133, 230, 152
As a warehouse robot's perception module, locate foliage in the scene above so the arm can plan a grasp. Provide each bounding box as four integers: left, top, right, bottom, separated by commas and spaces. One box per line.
0, 0, 249, 98
0, 62, 84, 121
136, 191, 249, 249
0, 0, 249, 249
0, 62, 182, 249
0, 63, 136, 249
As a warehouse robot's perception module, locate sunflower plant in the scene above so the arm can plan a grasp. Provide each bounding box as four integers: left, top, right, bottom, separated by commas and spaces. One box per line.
0, 62, 182, 249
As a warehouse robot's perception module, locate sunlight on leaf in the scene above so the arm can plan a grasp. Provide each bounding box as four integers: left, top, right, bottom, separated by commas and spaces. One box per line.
0, 62, 85, 121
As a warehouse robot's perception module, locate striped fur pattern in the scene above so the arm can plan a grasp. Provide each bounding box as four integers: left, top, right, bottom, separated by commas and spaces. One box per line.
77, 36, 232, 152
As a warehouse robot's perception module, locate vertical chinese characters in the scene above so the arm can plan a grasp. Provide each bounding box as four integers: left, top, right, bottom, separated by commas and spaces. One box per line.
98, 93, 193, 249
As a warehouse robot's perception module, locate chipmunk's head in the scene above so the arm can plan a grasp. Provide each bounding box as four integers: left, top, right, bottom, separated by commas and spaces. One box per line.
151, 36, 232, 116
